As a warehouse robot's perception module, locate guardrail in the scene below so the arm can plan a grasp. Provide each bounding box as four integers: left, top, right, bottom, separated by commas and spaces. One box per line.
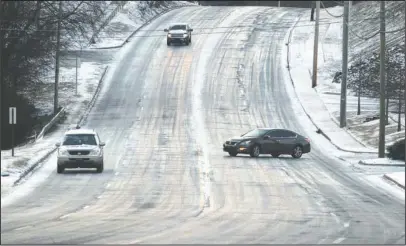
90, 1, 127, 44
35, 107, 66, 142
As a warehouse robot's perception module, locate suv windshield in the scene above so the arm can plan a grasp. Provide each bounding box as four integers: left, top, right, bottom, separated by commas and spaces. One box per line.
62, 134, 97, 146
170, 25, 186, 30
242, 129, 269, 138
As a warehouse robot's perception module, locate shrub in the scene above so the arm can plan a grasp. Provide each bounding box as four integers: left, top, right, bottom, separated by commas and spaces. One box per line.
387, 139, 405, 161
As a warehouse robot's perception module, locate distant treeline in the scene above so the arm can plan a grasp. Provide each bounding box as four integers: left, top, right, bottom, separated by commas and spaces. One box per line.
198, 1, 365, 8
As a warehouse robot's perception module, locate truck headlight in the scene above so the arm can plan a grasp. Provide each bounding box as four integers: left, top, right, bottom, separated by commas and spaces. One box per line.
90, 148, 101, 156
183, 33, 188, 37
58, 149, 69, 156
167, 34, 172, 38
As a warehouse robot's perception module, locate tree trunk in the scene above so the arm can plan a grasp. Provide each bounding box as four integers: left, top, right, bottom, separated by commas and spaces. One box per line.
357, 75, 361, 115
397, 94, 402, 132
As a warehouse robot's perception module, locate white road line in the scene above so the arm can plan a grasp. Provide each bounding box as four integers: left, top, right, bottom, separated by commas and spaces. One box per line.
83, 205, 89, 209
343, 221, 350, 228
14, 226, 31, 231
97, 195, 103, 199
333, 237, 346, 244
330, 212, 340, 224
59, 214, 71, 219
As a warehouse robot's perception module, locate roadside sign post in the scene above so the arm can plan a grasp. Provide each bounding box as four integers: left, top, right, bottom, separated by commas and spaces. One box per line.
9, 107, 16, 156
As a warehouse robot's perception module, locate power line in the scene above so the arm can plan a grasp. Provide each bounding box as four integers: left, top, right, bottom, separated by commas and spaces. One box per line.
321, 1, 343, 18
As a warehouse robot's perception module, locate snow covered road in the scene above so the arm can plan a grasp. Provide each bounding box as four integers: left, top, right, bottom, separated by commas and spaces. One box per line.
1, 6, 405, 244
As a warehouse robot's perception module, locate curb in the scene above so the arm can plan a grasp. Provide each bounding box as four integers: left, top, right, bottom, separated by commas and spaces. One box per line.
285, 15, 378, 155
11, 66, 109, 187
91, 4, 194, 50
383, 174, 405, 189
13, 147, 57, 186
358, 160, 405, 167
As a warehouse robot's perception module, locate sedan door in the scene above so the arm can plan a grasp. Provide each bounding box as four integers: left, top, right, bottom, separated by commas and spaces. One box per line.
277, 130, 298, 153
263, 130, 284, 153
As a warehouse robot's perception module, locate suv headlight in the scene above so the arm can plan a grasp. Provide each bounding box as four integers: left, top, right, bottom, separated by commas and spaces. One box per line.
240, 140, 251, 146
90, 148, 101, 156
167, 34, 172, 38
183, 33, 188, 37
58, 149, 69, 156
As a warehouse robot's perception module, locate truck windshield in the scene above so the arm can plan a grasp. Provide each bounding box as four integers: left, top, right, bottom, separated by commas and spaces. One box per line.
62, 134, 97, 146
170, 25, 186, 30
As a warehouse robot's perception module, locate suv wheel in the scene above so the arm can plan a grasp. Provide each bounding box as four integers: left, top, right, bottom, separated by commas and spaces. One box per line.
96, 162, 104, 173
167, 40, 171, 46
57, 166, 64, 174
250, 145, 260, 157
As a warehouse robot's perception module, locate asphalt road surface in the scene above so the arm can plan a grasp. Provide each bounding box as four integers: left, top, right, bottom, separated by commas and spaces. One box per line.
1, 6, 405, 244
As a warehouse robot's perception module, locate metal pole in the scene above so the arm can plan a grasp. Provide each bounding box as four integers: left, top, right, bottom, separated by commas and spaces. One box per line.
0, 0, 3, 152
312, 1, 320, 88
75, 54, 78, 95
11, 123, 14, 157
404, 0, 405, 163
54, 1, 62, 115
378, 0, 386, 158
340, 1, 349, 128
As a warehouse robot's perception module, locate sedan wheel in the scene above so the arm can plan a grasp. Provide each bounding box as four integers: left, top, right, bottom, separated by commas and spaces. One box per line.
250, 145, 260, 157
292, 146, 303, 158
228, 151, 238, 157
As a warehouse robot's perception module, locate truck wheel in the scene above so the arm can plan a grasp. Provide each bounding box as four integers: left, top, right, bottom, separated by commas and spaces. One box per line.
57, 166, 64, 174
96, 162, 104, 173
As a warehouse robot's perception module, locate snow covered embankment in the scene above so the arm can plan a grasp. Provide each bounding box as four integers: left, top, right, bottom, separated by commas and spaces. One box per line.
89, 1, 196, 49
286, 2, 405, 156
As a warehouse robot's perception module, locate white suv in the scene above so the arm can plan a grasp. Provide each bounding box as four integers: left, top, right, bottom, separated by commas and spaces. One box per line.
55, 128, 105, 173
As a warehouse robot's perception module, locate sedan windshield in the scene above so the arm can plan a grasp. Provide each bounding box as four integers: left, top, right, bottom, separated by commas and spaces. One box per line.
170, 25, 186, 30
241, 129, 269, 137
62, 134, 97, 146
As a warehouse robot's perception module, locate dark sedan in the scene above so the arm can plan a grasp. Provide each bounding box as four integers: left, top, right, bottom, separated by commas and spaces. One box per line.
223, 128, 311, 158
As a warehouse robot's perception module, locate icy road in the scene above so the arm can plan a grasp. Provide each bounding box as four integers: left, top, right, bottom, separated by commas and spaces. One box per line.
1, 6, 405, 244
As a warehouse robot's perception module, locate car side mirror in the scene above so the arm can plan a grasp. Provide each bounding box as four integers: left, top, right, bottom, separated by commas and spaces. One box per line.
55, 143, 61, 147
99, 142, 105, 147
263, 136, 271, 140
164, 28, 169, 32
189, 28, 193, 32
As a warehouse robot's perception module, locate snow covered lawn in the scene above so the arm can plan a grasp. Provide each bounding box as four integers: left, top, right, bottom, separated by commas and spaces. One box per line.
383, 172, 406, 189
89, 1, 196, 49
287, 3, 405, 154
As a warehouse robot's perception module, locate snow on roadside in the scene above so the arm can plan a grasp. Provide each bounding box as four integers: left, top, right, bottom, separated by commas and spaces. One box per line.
383, 172, 406, 189
359, 158, 405, 166
287, 2, 405, 153
90, 1, 196, 49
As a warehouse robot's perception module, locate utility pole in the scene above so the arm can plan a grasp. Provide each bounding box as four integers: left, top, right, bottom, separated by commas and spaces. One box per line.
403, 1, 406, 163
378, 0, 386, 158
0, 0, 3, 152
75, 53, 78, 95
54, 1, 62, 115
340, 1, 350, 128
312, 1, 320, 88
